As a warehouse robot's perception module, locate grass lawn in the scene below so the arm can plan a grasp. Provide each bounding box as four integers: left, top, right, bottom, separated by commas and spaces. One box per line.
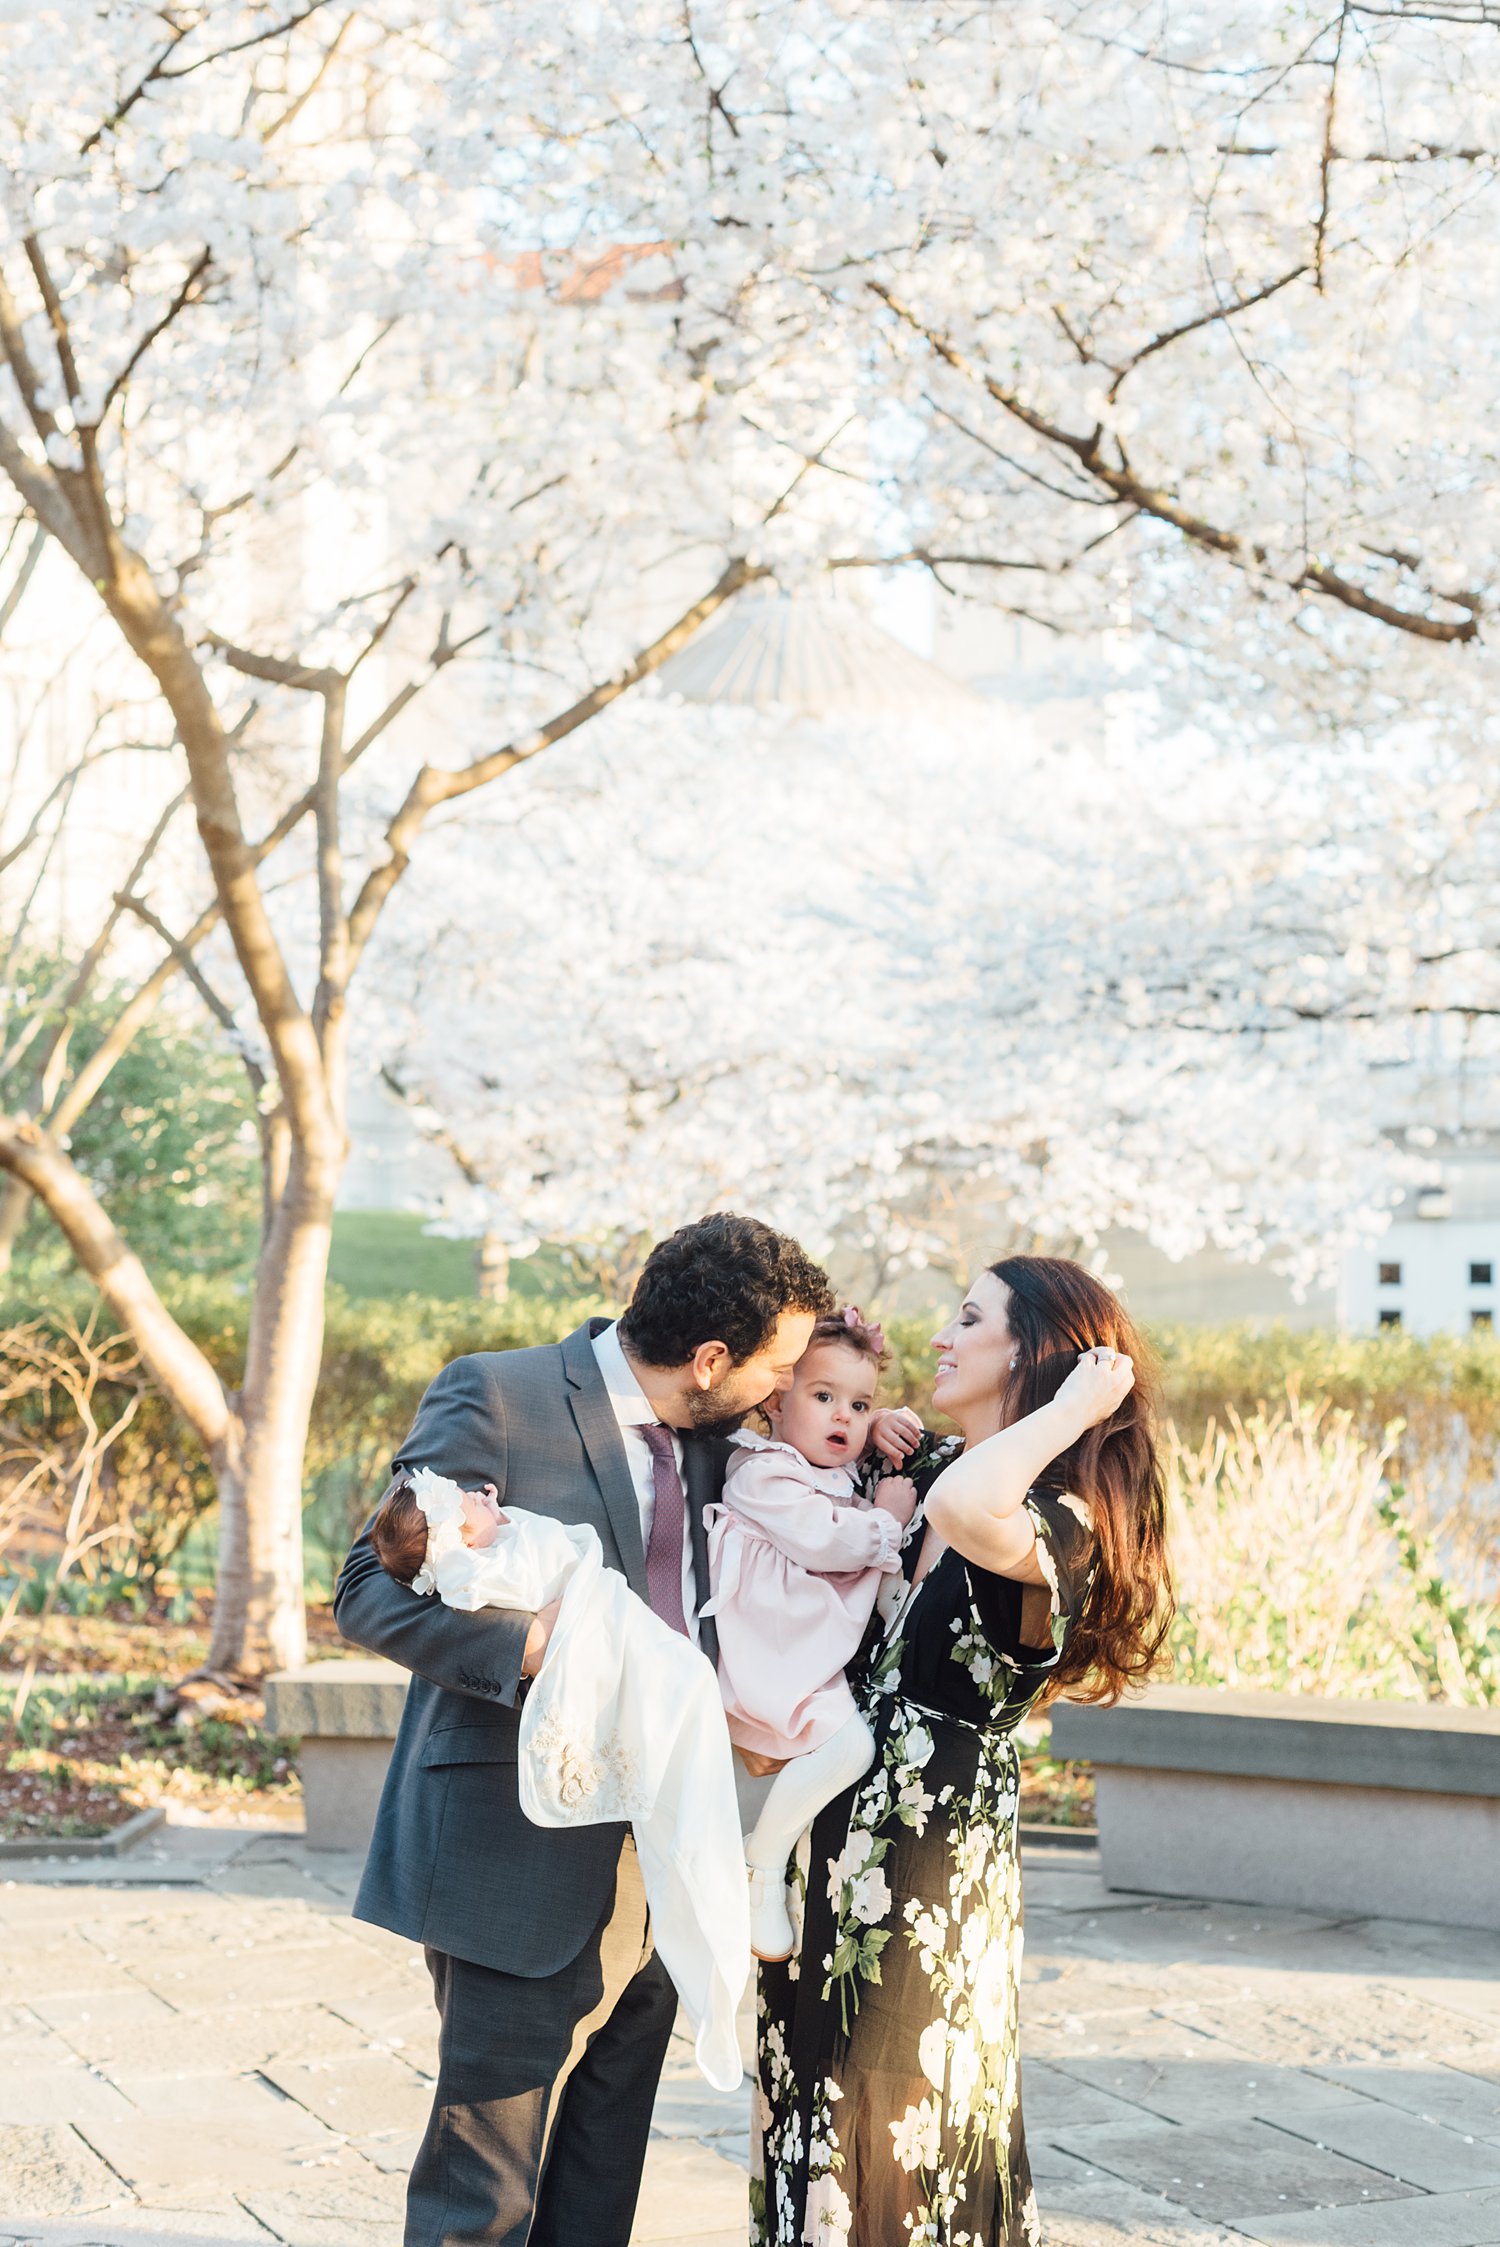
329, 1211, 478, 1299
329, 1213, 585, 1304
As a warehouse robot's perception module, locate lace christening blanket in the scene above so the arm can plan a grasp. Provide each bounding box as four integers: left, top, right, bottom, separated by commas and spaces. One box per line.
407, 1466, 749, 2089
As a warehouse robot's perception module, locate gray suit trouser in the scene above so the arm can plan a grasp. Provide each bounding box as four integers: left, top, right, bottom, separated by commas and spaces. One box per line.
405, 1839, 678, 2247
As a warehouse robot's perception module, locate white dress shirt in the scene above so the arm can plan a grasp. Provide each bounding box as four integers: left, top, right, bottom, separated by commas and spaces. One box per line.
591, 1320, 699, 1643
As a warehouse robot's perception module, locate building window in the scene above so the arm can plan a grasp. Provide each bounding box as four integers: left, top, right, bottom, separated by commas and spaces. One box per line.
1473, 1310, 1494, 1331
1472, 1263, 1493, 1287
1378, 1309, 1402, 1329
1379, 1262, 1401, 1287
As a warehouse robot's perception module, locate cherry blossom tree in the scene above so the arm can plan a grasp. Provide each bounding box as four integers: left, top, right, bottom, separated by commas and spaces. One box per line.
2, 0, 1497, 1678
371, 693, 1412, 1302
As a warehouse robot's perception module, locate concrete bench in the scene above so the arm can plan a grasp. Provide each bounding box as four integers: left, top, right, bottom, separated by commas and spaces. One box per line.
1049, 1686, 1500, 1930
263, 1657, 409, 1852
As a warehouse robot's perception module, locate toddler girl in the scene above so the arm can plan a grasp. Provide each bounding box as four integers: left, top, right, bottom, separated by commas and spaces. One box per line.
706, 1306, 919, 1959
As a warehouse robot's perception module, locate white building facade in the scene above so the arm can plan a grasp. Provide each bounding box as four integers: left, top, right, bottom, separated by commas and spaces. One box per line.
1341, 1148, 1500, 1339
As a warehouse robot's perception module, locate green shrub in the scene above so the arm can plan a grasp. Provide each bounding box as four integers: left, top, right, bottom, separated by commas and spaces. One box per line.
882, 1311, 1500, 1437
7, 1281, 1500, 1698
0, 1281, 605, 1593
884, 1313, 1500, 1704
2, 958, 259, 1282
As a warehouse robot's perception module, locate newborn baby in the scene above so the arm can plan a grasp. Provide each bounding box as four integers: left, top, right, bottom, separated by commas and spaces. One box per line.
361, 1461, 751, 2090
371, 1476, 506, 1582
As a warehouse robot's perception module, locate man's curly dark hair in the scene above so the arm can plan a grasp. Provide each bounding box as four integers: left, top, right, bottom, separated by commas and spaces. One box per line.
617, 1213, 834, 1368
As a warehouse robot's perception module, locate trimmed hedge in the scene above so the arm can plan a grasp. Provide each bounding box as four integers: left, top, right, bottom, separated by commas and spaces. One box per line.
883, 1313, 1500, 1493
6, 1283, 1500, 1606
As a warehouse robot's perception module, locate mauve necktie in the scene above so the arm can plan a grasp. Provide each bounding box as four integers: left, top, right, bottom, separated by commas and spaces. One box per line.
638, 1422, 689, 1638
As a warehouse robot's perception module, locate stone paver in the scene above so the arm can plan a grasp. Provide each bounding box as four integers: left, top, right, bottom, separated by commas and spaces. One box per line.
1, 1829, 1499, 2242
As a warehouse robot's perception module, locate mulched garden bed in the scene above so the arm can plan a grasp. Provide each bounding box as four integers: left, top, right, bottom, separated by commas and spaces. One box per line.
0, 1595, 1092, 1840
0, 1669, 304, 1841
1017, 1740, 1095, 1827
6, 1591, 348, 1680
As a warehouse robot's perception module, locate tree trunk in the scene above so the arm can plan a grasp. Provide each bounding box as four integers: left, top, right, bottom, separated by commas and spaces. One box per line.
0, 1173, 30, 1275
205, 1149, 337, 1679
476, 1230, 510, 1302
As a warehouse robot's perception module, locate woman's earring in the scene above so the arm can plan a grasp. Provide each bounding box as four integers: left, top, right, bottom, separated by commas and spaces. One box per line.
1009, 1352, 1018, 1370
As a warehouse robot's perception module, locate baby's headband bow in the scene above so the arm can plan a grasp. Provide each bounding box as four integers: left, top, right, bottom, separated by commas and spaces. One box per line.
842, 1303, 886, 1356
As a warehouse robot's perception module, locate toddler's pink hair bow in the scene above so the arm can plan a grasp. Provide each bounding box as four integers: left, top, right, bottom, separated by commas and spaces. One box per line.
843, 1303, 886, 1355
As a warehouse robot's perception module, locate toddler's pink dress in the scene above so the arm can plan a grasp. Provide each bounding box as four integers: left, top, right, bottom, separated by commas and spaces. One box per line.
705, 1429, 905, 1760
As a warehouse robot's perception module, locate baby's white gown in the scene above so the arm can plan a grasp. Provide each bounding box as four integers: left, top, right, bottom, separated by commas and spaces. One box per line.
407, 1468, 749, 2091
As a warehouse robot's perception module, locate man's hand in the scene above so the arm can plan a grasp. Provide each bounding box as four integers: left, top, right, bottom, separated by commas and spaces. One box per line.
737, 1747, 790, 1778
870, 1406, 923, 1465
520, 1597, 562, 1679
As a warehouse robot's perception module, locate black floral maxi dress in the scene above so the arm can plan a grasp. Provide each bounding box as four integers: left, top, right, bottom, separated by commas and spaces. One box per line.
751, 1434, 1096, 2247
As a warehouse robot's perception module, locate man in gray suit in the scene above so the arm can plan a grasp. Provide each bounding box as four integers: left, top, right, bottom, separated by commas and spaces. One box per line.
334, 1212, 832, 2247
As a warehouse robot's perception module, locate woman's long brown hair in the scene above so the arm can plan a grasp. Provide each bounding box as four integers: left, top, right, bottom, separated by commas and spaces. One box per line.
989, 1255, 1174, 1704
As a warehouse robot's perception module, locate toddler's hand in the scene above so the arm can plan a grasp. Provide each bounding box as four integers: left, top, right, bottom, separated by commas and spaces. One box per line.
870, 1406, 923, 1465
873, 1474, 918, 1528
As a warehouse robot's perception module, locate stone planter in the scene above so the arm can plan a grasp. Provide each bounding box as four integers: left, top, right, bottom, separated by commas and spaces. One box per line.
263, 1657, 409, 1852
1050, 1686, 1500, 1930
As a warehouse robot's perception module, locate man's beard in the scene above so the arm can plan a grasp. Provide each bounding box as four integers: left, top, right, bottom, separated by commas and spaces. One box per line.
682, 1387, 756, 1439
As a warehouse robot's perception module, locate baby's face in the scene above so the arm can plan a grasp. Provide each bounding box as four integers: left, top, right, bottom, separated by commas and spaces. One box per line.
770, 1340, 877, 1470
458, 1485, 503, 1548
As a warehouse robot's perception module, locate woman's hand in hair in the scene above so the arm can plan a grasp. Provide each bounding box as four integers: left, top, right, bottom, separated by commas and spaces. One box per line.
1053, 1347, 1135, 1430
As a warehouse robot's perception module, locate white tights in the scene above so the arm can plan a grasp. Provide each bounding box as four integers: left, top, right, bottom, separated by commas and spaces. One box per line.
743, 1712, 876, 1874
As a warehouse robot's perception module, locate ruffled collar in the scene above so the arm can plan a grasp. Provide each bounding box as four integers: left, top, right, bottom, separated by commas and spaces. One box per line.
728, 1426, 858, 1494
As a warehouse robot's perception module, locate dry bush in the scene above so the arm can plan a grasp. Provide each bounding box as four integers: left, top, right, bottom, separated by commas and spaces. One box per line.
0, 1313, 213, 1606
1167, 1388, 1500, 1704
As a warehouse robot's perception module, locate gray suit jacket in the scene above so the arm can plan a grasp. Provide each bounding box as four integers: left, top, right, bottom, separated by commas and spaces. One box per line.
333, 1318, 727, 1978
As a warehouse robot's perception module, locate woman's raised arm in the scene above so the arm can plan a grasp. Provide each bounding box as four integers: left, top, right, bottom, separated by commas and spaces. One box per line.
922, 1350, 1134, 1579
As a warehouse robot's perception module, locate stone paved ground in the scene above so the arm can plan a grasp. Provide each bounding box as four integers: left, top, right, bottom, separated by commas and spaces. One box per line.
1, 1823, 1498, 2245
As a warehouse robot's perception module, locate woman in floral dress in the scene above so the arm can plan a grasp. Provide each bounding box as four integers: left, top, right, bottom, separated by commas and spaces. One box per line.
751, 1256, 1173, 2247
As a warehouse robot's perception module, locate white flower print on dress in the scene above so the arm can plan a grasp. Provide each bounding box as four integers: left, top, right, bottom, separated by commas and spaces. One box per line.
918, 2018, 948, 2088
848, 1864, 890, 1924
803, 2170, 853, 2244
890, 2096, 941, 2172
754, 1446, 1097, 2247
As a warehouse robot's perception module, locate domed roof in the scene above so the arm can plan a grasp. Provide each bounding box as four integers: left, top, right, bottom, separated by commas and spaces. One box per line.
656, 586, 983, 717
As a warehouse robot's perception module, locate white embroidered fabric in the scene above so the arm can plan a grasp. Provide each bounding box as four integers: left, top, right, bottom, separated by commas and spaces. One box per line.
406, 1467, 749, 2090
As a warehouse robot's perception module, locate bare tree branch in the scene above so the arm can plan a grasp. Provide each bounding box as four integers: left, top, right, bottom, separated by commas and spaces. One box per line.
0, 268, 61, 451
21, 237, 113, 553
81, 3, 337, 153
0, 415, 98, 575
113, 890, 263, 1096
0, 523, 45, 639
344, 555, 769, 972
872, 283, 1485, 644
96, 250, 214, 423
311, 675, 347, 1047
34, 620, 486, 1147
0, 1114, 230, 1453
1107, 263, 1313, 399
259, 9, 354, 141
1315, 7, 1350, 293
0, 741, 174, 879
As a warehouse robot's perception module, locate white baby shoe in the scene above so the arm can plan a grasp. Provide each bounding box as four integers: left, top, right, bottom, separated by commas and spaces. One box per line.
746, 1862, 795, 1963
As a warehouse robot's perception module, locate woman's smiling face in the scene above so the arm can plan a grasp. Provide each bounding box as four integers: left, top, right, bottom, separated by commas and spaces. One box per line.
931, 1270, 1016, 1432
